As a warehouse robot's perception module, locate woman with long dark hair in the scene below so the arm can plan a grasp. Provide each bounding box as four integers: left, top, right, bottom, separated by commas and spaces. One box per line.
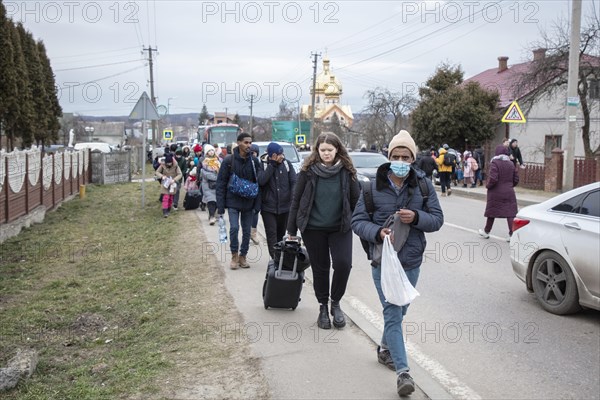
287, 132, 360, 329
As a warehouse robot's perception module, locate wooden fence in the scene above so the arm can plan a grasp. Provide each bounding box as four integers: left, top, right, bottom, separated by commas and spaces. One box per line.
0, 148, 90, 224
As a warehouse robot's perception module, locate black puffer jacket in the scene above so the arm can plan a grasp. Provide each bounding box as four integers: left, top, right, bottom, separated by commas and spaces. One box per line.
216, 147, 262, 213
258, 157, 297, 214
287, 167, 360, 236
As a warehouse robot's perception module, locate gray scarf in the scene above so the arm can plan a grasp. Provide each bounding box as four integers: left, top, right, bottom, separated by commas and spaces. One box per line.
310, 161, 344, 178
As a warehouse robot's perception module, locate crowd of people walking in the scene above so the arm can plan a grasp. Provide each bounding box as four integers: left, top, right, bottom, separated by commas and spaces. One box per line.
154, 131, 523, 398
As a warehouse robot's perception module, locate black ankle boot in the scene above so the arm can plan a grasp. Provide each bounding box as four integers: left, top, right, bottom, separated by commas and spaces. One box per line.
330, 300, 346, 328
317, 304, 331, 329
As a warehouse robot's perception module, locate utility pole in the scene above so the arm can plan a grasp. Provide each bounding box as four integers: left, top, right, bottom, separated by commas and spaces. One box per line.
144, 46, 158, 145
249, 95, 254, 136
225, 107, 228, 124
310, 52, 321, 140
564, 0, 582, 191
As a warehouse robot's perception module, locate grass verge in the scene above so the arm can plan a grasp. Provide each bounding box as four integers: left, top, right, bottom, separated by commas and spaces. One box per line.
0, 182, 269, 399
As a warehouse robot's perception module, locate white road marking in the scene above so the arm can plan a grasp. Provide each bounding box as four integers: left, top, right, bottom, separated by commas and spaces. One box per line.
444, 221, 508, 242
346, 296, 482, 400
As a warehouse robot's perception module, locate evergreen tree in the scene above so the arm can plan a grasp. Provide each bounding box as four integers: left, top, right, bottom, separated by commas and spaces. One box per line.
0, 1, 19, 148
411, 63, 499, 151
37, 40, 62, 144
198, 104, 209, 125
17, 23, 49, 146
232, 113, 241, 126
9, 22, 34, 149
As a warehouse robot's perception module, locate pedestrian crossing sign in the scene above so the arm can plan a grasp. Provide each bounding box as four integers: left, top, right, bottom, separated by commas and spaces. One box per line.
295, 134, 306, 145
501, 101, 526, 123
163, 130, 173, 140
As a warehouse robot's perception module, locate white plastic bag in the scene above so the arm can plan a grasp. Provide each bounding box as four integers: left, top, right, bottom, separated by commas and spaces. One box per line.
381, 235, 420, 306
162, 176, 173, 189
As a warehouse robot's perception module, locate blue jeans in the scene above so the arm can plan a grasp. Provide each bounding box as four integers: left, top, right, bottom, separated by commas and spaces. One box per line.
228, 208, 254, 256
371, 265, 420, 373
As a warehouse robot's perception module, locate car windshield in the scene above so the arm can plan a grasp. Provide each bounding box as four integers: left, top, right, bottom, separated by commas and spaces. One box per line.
350, 153, 388, 168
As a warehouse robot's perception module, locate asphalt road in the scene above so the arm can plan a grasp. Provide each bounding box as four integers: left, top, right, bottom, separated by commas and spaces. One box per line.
345, 193, 600, 399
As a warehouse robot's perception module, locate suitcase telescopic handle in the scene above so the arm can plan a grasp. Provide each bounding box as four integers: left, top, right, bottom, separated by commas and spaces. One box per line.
276, 251, 299, 279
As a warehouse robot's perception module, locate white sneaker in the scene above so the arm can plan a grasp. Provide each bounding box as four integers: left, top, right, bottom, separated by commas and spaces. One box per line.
478, 229, 490, 239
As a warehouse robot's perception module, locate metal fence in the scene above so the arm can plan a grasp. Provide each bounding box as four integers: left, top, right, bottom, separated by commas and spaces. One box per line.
573, 157, 598, 188
519, 162, 545, 190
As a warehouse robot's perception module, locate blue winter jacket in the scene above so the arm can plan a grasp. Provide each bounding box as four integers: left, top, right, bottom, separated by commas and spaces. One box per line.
351, 164, 444, 269
216, 147, 262, 214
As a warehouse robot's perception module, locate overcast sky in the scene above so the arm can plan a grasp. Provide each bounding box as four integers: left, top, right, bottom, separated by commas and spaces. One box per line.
6, 0, 599, 118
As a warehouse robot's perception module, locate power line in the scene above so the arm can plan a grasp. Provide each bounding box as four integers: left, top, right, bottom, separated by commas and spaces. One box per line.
55, 59, 143, 72
52, 46, 141, 60
57, 64, 146, 90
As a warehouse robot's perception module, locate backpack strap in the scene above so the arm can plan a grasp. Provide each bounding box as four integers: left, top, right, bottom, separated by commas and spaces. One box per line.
416, 176, 430, 212
359, 180, 375, 219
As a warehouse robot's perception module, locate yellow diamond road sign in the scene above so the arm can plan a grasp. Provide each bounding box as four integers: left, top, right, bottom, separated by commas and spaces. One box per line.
501, 101, 526, 123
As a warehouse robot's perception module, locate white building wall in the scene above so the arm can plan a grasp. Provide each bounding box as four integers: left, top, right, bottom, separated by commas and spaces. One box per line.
492, 87, 600, 164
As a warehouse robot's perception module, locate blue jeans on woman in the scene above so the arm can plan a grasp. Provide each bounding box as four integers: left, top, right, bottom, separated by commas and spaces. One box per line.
371, 265, 420, 373
227, 208, 254, 256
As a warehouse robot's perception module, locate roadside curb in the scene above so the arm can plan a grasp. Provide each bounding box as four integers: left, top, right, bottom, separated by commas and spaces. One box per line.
340, 295, 455, 400
433, 185, 549, 207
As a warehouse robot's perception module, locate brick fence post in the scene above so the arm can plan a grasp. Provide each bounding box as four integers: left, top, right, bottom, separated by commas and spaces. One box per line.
595, 154, 600, 182
544, 148, 564, 192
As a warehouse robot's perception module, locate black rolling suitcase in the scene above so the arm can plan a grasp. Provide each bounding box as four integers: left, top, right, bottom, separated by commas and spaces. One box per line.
183, 189, 202, 210
262, 246, 305, 310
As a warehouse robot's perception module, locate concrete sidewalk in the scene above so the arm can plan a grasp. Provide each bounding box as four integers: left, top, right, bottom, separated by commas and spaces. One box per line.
434, 182, 556, 207
195, 211, 453, 400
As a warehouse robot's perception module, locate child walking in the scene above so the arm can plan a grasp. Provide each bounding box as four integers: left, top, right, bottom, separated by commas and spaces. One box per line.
155, 154, 183, 218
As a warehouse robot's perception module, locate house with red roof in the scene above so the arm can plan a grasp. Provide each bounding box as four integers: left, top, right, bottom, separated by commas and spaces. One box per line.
464, 49, 600, 164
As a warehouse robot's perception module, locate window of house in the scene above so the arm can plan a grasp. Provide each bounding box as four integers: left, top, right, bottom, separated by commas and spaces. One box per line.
589, 79, 600, 100
544, 135, 562, 158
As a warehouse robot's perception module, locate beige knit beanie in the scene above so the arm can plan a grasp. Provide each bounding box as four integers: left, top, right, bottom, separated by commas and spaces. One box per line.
387, 130, 416, 160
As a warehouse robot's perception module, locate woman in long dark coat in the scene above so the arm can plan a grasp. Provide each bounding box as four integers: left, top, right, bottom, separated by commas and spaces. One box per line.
478, 145, 519, 240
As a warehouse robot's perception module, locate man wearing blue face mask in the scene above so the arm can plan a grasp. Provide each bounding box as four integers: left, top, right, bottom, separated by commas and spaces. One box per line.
352, 130, 444, 397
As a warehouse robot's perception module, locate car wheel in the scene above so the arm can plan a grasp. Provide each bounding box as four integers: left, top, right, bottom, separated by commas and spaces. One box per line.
531, 251, 581, 315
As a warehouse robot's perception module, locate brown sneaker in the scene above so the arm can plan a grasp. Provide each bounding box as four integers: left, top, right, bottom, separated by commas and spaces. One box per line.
230, 253, 239, 270
238, 255, 250, 268
447, 188, 452, 196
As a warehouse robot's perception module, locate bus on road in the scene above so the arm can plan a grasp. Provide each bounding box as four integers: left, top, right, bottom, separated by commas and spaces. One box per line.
197, 124, 241, 154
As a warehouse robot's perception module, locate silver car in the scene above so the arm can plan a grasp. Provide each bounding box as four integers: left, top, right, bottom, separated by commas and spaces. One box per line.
510, 182, 600, 315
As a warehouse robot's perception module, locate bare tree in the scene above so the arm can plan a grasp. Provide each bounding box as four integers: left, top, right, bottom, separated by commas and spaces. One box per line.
362, 88, 417, 147
514, 14, 600, 158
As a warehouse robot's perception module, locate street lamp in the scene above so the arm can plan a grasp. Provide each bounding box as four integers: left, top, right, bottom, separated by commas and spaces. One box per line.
167, 97, 176, 114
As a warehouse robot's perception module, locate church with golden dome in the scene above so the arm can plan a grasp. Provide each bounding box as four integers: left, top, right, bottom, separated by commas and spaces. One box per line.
301, 57, 353, 128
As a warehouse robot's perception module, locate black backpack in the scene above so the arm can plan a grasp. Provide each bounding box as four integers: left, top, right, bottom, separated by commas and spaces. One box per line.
443, 152, 456, 166
359, 178, 429, 260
